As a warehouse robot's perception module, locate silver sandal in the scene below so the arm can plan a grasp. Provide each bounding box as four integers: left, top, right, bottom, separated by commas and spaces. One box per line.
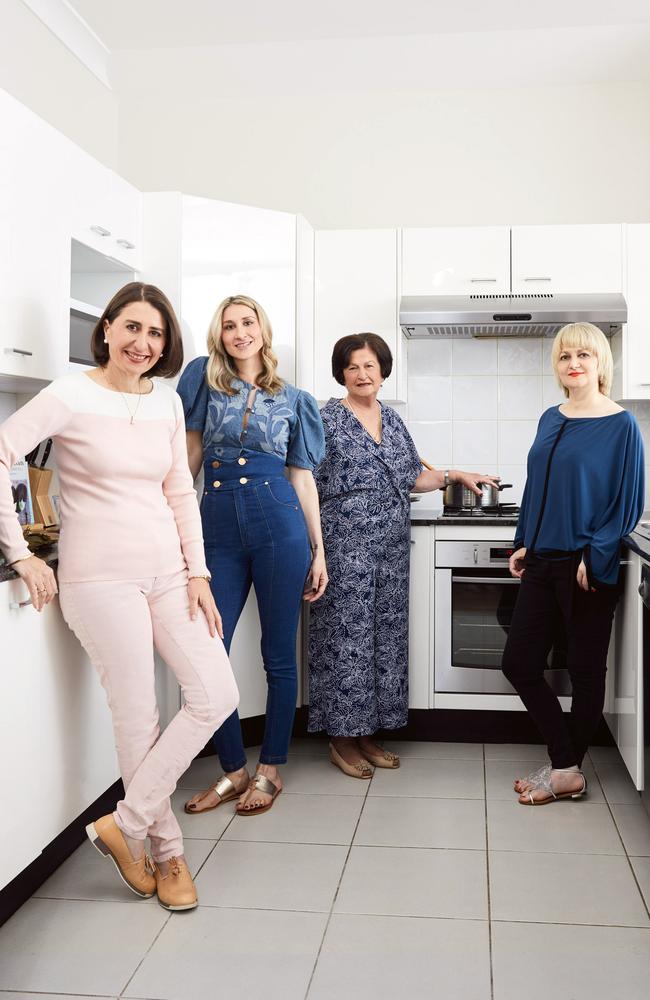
520, 767, 587, 806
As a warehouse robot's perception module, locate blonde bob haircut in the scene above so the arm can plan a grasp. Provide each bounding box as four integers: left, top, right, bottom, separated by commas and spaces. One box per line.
551, 322, 614, 398
206, 294, 284, 395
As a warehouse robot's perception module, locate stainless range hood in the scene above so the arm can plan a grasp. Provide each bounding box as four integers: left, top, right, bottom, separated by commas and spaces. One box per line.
399, 292, 627, 339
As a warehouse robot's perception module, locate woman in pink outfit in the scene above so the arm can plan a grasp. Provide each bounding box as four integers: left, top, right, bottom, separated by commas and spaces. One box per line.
0, 282, 239, 911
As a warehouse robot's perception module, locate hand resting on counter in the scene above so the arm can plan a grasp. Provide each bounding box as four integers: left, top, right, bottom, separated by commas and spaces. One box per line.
11, 554, 58, 611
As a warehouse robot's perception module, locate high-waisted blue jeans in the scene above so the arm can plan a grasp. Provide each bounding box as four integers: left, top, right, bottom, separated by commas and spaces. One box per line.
201, 451, 311, 770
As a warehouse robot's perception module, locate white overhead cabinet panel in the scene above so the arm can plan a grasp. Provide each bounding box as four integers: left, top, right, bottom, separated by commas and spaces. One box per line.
0, 90, 70, 386
617, 224, 650, 400
180, 196, 297, 381
66, 144, 143, 271
314, 229, 402, 401
401, 227, 511, 296
511, 224, 623, 294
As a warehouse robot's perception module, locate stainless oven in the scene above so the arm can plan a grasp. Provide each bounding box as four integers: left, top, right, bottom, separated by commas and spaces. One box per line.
434, 540, 571, 695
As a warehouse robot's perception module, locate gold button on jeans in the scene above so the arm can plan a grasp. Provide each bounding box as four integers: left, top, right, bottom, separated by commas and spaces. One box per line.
212, 460, 220, 468
239, 477, 248, 484
213, 480, 221, 488
238, 457, 247, 466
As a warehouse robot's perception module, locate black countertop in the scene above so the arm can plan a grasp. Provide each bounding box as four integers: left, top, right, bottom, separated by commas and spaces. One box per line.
0, 546, 58, 584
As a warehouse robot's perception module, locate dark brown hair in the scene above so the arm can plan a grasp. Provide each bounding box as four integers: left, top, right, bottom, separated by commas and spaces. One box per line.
91, 282, 183, 378
331, 333, 393, 385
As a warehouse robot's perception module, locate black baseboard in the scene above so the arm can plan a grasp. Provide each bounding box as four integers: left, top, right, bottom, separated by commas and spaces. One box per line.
1, 707, 615, 928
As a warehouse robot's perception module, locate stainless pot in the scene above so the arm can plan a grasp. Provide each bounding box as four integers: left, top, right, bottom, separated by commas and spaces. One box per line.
443, 480, 512, 509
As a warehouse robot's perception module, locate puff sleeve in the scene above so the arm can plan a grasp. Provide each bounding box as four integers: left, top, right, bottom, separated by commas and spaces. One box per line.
176, 356, 209, 432
286, 390, 326, 470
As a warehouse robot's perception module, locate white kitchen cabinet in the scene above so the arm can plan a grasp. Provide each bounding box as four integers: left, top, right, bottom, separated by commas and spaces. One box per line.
0, 89, 70, 385
604, 552, 644, 789
0, 577, 118, 891
401, 227, 511, 296
179, 195, 297, 381
314, 228, 403, 401
143, 192, 299, 719
612, 224, 650, 401
511, 224, 623, 294
408, 525, 433, 709
66, 143, 143, 271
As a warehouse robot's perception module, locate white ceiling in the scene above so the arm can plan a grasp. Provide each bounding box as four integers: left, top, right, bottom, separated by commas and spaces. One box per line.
69, 0, 650, 50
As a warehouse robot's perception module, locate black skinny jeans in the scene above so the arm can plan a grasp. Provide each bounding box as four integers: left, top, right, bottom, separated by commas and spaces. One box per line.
502, 552, 620, 769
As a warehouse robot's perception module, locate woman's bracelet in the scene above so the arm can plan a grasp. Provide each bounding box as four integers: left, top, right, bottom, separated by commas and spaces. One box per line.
188, 573, 211, 582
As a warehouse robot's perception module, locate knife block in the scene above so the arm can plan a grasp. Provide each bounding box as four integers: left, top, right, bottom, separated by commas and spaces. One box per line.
28, 467, 57, 526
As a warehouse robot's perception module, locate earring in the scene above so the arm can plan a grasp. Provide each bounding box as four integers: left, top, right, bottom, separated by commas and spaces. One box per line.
160, 352, 164, 358
103, 339, 108, 344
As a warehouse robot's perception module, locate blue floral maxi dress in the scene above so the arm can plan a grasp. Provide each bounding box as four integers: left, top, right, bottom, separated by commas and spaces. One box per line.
308, 399, 423, 736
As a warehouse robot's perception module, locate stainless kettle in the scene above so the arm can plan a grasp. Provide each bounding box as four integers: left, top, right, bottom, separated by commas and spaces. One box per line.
443, 480, 512, 509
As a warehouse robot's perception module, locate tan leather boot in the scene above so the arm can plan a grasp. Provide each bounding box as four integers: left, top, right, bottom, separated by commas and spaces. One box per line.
86, 814, 155, 898
154, 856, 198, 911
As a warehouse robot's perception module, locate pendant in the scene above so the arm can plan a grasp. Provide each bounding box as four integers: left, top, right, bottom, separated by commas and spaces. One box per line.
130, 416, 134, 425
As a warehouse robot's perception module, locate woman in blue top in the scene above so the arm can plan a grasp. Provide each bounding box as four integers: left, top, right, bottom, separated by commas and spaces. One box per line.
177, 295, 326, 815
502, 322, 644, 805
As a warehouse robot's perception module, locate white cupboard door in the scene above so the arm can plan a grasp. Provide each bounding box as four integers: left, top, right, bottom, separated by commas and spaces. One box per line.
608, 554, 644, 789
180, 196, 297, 381
0, 91, 69, 383
314, 229, 400, 401
0, 580, 118, 891
228, 590, 267, 720
109, 172, 143, 269
623, 224, 650, 400
401, 227, 510, 296
511, 225, 623, 294
408, 525, 432, 709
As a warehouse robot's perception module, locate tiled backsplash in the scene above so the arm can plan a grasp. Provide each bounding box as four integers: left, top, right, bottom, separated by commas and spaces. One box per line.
405, 338, 650, 509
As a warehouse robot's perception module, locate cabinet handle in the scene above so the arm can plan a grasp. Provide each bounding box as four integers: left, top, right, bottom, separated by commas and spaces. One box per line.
470, 278, 498, 283
115, 238, 135, 250
9, 598, 33, 610
90, 224, 111, 237
639, 383, 650, 386
524, 276, 552, 282
452, 576, 519, 585
4, 347, 33, 357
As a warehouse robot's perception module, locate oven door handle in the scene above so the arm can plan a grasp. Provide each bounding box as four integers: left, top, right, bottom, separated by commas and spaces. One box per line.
451, 576, 520, 584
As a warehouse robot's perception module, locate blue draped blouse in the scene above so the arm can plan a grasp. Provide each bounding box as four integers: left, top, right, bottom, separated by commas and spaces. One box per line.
176, 356, 325, 469
514, 406, 644, 585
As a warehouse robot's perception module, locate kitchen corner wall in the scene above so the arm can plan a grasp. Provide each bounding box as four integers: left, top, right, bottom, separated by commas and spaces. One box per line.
405, 338, 650, 510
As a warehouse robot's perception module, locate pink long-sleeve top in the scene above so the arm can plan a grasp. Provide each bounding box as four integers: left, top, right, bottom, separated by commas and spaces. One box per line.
0, 373, 209, 583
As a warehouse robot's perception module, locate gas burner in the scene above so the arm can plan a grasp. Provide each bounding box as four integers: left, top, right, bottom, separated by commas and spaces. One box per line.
441, 503, 520, 519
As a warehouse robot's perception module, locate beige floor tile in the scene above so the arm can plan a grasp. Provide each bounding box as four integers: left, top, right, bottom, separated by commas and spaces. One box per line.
487, 799, 624, 854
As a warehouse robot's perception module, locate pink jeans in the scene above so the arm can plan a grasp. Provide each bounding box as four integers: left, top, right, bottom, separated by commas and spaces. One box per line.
59, 570, 239, 861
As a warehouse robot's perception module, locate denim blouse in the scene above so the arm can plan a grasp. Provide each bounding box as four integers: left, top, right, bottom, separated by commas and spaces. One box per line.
176, 356, 325, 469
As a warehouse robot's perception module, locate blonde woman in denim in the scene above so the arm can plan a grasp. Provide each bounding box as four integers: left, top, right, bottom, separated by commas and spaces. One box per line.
177, 295, 327, 815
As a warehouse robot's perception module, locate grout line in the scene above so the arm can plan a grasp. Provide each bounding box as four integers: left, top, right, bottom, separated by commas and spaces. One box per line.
303, 767, 373, 999
483, 744, 495, 1000
118, 908, 172, 998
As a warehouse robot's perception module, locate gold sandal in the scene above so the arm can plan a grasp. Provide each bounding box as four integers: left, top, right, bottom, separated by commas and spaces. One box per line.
184, 772, 249, 814
236, 773, 282, 816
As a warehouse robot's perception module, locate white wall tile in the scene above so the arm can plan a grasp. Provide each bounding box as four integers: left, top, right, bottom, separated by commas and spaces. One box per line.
409, 421, 452, 467
496, 464, 527, 505
541, 337, 554, 371
542, 375, 565, 410
452, 339, 498, 376
498, 338, 542, 376
498, 375, 542, 420
498, 420, 538, 465
452, 376, 497, 421
452, 420, 498, 468
407, 339, 452, 376
408, 376, 452, 421
0, 393, 17, 422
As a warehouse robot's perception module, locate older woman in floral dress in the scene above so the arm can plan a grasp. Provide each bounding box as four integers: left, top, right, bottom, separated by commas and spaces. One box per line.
308, 333, 499, 777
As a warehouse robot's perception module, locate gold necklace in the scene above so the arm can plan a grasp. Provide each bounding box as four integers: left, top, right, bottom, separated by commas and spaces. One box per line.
103, 368, 145, 425
345, 396, 382, 443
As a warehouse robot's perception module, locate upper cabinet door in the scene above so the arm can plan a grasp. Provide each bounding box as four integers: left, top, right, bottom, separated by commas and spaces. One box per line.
314, 229, 400, 401
622, 224, 650, 400
401, 227, 510, 296
511, 225, 623, 294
